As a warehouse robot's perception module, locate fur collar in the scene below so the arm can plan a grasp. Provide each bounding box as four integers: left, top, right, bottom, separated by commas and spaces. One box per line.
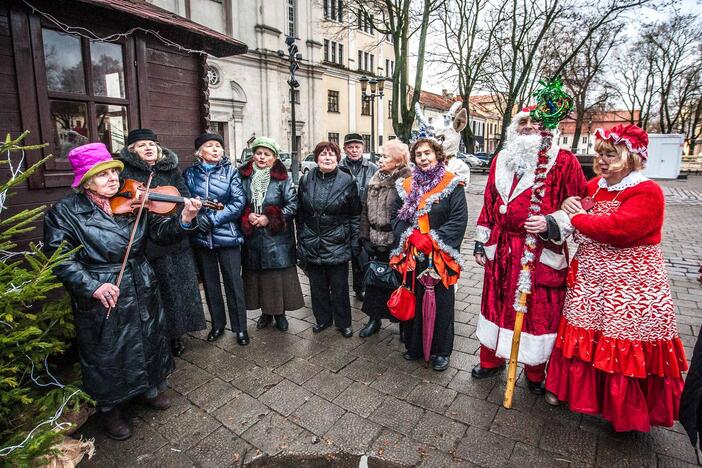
368, 165, 411, 189
238, 159, 288, 180
119, 146, 179, 172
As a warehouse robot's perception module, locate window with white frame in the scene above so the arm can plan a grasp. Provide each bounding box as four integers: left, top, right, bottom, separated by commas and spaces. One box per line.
287, 0, 296, 37
357, 9, 373, 33
324, 40, 344, 66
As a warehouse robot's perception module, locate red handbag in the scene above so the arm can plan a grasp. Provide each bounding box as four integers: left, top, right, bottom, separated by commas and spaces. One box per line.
387, 268, 416, 321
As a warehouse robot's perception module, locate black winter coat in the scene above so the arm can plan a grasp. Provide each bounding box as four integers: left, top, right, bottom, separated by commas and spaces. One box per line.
239, 159, 298, 270
183, 157, 246, 249
117, 146, 190, 259
44, 192, 194, 406
391, 173, 468, 259
339, 156, 378, 203
681, 326, 702, 448
296, 167, 362, 266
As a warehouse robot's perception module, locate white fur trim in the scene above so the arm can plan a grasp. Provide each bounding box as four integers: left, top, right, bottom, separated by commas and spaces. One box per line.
539, 248, 568, 270
429, 229, 464, 269
594, 128, 648, 160
483, 243, 497, 261
476, 314, 556, 366
548, 210, 574, 246
475, 225, 491, 244
597, 170, 649, 191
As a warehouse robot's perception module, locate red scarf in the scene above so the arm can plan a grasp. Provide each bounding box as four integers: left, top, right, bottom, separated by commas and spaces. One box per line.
85, 190, 114, 216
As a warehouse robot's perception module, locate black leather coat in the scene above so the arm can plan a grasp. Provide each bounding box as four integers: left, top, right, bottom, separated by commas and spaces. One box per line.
43, 192, 193, 406
296, 167, 362, 266
339, 156, 378, 203
239, 159, 298, 270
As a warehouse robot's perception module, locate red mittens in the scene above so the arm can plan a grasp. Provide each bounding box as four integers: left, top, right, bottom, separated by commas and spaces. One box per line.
408, 229, 433, 255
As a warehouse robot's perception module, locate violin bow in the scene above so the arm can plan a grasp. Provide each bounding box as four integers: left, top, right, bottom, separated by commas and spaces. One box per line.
105, 172, 154, 320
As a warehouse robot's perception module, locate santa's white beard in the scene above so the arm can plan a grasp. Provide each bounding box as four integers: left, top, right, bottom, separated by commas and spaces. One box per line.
501, 133, 542, 177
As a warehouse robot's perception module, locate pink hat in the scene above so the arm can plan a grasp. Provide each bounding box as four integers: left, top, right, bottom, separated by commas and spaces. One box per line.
68, 143, 124, 189
594, 124, 649, 160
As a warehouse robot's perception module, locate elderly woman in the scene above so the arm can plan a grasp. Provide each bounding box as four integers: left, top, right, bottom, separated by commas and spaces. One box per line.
390, 138, 468, 371
545, 124, 687, 432
118, 129, 206, 356
296, 141, 362, 337
358, 139, 412, 338
44, 143, 201, 440
183, 133, 249, 345
238, 137, 303, 331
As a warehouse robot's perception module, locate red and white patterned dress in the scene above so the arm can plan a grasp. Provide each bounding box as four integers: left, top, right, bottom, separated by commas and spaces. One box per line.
546, 173, 688, 432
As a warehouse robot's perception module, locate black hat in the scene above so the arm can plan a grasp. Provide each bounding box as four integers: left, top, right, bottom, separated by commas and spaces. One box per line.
194, 133, 225, 150
343, 133, 364, 145
126, 128, 158, 146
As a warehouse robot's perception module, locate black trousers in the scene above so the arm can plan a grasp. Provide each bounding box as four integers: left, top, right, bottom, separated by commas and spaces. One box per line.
307, 262, 352, 328
404, 277, 455, 358
351, 254, 364, 294
194, 246, 247, 332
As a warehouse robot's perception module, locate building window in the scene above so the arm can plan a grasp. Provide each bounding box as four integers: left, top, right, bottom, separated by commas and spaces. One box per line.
42, 28, 130, 161
362, 134, 371, 149
385, 59, 394, 78
361, 99, 371, 116
582, 136, 587, 144
331, 42, 336, 63
324, 40, 344, 66
324, 40, 329, 62
324, 0, 343, 21
328, 90, 340, 113
561, 136, 568, 144
370, 54, 374, 74
328, 132, 340, 144
357, 50, 362, 71
290, 89, 300, 104
338, 44, 344, 66
388, 100, 393, 118
357, 9, 373, 33
287, 0, 296, 37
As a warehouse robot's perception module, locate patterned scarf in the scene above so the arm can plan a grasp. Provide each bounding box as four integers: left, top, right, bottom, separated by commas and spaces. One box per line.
251, 163, 271, 214
85, 189, 113, 216
397, 162, 446, 222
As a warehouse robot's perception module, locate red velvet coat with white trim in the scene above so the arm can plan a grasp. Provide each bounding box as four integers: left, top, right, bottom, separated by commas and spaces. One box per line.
239, 159, 298, 270
571, 176, 664, 248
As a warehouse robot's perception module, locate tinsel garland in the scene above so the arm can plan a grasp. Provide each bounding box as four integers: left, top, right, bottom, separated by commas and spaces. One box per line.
513, 130, 553, 313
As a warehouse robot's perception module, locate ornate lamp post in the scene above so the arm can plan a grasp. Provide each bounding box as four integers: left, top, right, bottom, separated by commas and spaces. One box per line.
278, 36, 302, 182
359, 76, 386, 153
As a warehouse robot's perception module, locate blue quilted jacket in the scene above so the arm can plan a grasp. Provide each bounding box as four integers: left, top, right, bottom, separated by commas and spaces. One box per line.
183, 157, 246, 249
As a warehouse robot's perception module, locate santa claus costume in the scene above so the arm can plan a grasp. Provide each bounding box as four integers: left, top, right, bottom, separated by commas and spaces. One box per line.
545, 124, 688, 432
474, 107, 587, 387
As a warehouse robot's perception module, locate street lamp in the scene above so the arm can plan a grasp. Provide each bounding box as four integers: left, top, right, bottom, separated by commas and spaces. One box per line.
278, 36, 302, 182
360, 76, 385, 153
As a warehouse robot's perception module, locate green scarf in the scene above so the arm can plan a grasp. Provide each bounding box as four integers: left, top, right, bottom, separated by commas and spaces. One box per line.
251, 163, 271, 214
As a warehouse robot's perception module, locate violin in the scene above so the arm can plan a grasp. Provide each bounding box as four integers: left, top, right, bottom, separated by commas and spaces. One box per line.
110, 179, 224, 215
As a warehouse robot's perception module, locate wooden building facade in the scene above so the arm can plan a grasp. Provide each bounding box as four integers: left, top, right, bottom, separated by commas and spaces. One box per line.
0, 0, 246, 241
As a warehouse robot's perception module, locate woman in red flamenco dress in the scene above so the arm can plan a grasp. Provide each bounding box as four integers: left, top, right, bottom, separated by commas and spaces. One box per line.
544, 123, 688, 432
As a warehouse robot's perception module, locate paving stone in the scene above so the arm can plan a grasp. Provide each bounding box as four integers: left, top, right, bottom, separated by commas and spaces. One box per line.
186, 377, 239, 413
155, 406, 221, 451
595, 431, 657, 467
489, 407, 544, 447
303, 369, 354, 401
453, 336, 481, 354
650, 426, 700, 465
143, 444, 196, 467
487, 381, 537, 413
281, 429, 342, 458
339, 357, 388, 384
539, 419, 598, 464
369, 396, 425, 435
447, 369, 496, 399
199, 350, 252, 383
455, 425, 515, 467
186, 426, 255, 466
411, 410, 467, 451
417, 450, 477, 467
382, 350, 426, 374
168, 361, 213, 395
334, 381, 385, 417
370, 370, 422, 399
229, 364, 283, 398
213, 391, 270, 436
290, 395, 346, 436
240, 412, 304, 456
258, 378, 313, 416
137, 389, 192, 427
324, 412, 382, 455
274, 356, 323, 384
445, 394, 498, 429
406, 382, 458, 414
506, 442, 572, 467
314, 347, 358, 372
286, 337, 329, 359
369, 429, 427, 466
412, 364, 459, 386
529, 395, 582, 426
657, 453, 701, 467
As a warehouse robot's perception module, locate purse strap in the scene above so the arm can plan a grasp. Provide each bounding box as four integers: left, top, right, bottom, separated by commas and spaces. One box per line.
402, 266, 415, 292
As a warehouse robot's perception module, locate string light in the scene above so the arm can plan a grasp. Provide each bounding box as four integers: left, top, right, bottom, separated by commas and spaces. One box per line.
22, 0, 210, 56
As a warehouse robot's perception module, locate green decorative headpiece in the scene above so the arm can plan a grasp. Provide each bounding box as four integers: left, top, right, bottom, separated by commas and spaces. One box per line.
529, 77, 573, 129
251, 136, 280, 157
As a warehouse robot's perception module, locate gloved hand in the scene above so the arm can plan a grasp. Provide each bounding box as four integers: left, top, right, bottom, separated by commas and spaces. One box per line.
408, 229, 433, 255
361, 238, 375, 257
196, 215, 213, 235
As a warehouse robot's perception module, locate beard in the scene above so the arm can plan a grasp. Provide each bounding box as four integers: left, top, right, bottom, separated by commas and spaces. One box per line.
501, 132, 542, 177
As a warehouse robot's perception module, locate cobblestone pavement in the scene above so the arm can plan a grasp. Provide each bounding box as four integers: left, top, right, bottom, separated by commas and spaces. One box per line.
78, 174, 702, 467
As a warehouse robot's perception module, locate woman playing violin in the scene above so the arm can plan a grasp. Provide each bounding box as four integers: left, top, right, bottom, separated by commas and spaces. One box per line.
118, 129, 206, 357
43, 143, 203, 441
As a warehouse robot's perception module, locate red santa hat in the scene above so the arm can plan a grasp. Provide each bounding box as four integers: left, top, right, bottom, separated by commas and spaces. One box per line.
594, 124, 649, 160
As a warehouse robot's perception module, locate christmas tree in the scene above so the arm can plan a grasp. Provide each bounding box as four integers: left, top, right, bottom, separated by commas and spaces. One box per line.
0, 132, 91, 466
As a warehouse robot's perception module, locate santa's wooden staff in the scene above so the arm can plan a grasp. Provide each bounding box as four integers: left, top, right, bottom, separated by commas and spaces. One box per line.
503, 78, 573, 409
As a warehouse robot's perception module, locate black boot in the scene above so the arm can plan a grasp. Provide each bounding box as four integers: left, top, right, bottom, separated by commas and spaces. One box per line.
274, 314, 289, 332
171, 337, 185, 357
236, 331, 250, 346
257, 314, 273, 329
102, 406, 131, 441
207, 328, 224, 342
471, 364, 505, 379
358, 319, 381, 338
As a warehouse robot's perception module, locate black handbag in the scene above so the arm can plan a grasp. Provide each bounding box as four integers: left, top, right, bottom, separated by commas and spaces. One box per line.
363, 260, 401, 290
